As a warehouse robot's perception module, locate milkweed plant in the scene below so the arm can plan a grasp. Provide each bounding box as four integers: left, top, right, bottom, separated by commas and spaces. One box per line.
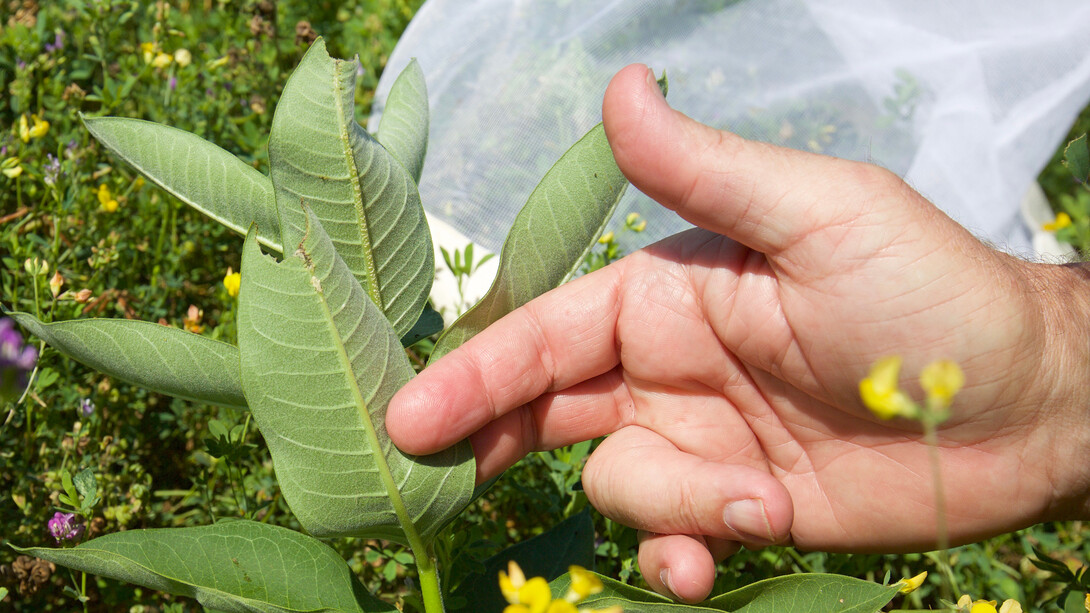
3, 38, 948, 612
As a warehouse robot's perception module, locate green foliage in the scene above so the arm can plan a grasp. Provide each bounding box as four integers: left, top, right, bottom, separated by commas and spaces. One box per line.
548, 572, 900, 613
449, 512, 595, 612
269, 40, 433, 339
1064, 134, 1089, 183
4, 2, 1090, 612
15, 520, 396, 612
4, 25, 628, 613
237, 211, 474, 542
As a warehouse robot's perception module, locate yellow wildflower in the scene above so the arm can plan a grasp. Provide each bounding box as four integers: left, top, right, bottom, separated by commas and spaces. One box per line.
223, 268, 241, 298
16, 114, 47, 142
625, 212, 647, 232
206, 56, 229, 70
498, 562, 620, 613
141, 42, 157, 64
173, 48, 192, 68
956, 595, 1023, 613
152, 52, 173, 69
565, 566, 604, 602
859, 356, 915, 419
500, 561, 552, 613
920, 359, 964, 408
97, 184, 120, 213
1043, 212, 1072, 232
28, 114, 49, 139
2, 157, 23, 179
598, 232, 614, 245
896, 571, 926, 594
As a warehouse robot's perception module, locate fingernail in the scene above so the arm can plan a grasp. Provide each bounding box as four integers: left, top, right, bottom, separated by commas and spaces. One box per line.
723, 498, 774, 542
659, 568, 680, 600
645, 66, 664, 99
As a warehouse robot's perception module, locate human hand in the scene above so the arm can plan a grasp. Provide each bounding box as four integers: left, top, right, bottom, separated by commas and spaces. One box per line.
387, 64, 1090, 602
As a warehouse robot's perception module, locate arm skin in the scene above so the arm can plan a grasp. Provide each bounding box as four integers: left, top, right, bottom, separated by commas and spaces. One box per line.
387, 64, 1090, 603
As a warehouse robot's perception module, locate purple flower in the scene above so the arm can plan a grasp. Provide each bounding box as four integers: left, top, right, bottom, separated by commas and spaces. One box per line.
0, 317, 37, 402
44, 30, 65, 53
47, 512, 84, 543
43, 153, 61, 186
79, 398, 94, 417
169, 76, 177, 91
16, 59, 25, 71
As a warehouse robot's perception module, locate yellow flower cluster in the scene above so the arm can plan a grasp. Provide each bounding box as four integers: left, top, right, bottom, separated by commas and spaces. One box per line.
223, 268, 241, 298
956, 594, 1022, 613
141, 42, 191, 68
859, 356, 964, 420
499, 561, 621, 613
18, 113, 49, 143
97, 184, 120, 213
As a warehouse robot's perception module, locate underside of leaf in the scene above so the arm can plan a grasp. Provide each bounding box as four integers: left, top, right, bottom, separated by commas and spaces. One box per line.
237, 209, 473, 543
8, 312, 246, 409
268, 39, 433, 339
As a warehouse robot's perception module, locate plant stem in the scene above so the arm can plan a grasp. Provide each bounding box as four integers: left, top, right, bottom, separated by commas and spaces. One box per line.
921, 417, 954, 603
417, 546, 445, 613
921, 420, 948, 552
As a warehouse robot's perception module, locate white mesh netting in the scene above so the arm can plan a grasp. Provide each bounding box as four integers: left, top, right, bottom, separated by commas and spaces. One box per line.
368, 0, 1090, 307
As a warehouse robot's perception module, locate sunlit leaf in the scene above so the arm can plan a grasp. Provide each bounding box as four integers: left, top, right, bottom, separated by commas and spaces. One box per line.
1064, 134, 1089, 183
377, 59, 429, 183
83, 116, 282, 251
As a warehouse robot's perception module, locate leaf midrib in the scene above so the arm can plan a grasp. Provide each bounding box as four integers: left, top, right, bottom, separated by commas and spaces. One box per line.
303, 242, 421, 549
331, 59, 382, 311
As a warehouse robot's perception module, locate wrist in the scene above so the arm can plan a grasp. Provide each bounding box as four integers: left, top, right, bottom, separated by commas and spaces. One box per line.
1028, 260, 1090, 521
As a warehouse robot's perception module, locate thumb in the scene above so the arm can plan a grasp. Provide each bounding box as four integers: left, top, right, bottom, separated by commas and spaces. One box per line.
602, 64, 910, 256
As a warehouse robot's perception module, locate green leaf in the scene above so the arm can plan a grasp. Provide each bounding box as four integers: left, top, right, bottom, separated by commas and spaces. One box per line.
1063, 134, 1089, 183
432, 123, 628, 361
7, 312, 246, 409
82, 116, 282, 252
12, 519, 395, 612
268, 38, 433, 339
400, 303, 443, 347
550, 572, 901, 613
237, 208, 474, 542
377, 59, 429, 183
704, 573, 901, 612
450, 511, 595, 613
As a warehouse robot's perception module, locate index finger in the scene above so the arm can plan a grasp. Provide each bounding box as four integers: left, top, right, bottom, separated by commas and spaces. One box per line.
386, 263, 624, 455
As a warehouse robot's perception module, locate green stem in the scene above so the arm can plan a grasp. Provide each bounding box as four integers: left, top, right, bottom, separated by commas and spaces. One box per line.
921, 417, 954, 603
417, 547, 445, 613
921, 420, 948, 552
